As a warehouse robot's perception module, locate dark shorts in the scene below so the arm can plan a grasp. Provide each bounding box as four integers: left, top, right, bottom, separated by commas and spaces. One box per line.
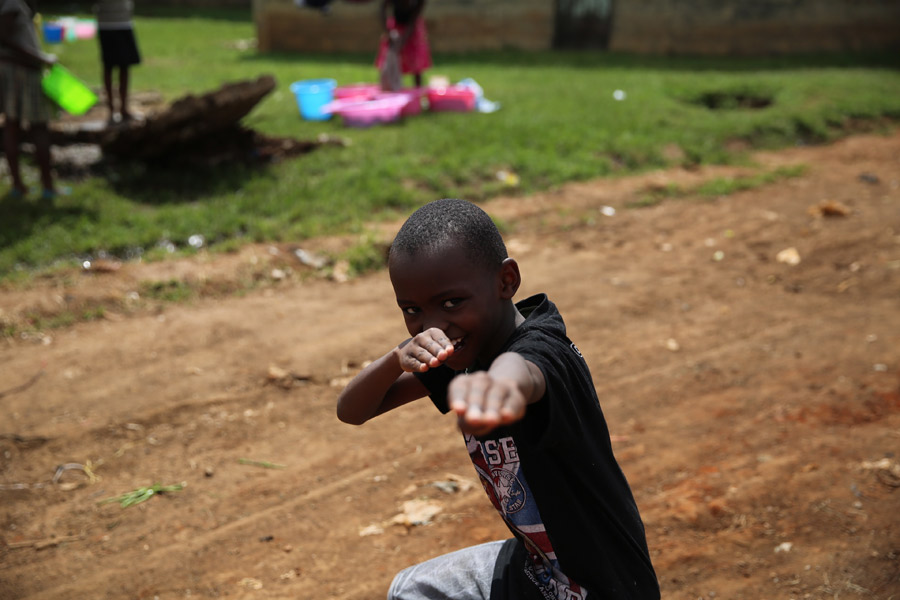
98, 28, 141, 68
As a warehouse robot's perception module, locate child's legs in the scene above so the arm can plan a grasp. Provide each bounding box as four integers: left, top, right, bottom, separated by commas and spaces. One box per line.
387, 540, 506, 600
103, 65, 115, 113
2, 117, 25, 191
29, 122, 54, 192
119, 67, 131, 118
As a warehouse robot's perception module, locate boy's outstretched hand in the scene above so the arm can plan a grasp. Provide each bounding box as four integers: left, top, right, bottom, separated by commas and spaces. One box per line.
395, 328, 454, 373
449, 370, 528, 436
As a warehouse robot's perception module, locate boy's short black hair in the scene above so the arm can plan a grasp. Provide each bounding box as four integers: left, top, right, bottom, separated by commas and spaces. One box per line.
390, 198, 508, 271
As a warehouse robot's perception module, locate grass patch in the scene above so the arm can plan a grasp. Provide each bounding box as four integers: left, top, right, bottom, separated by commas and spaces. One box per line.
139, 279, 196, 303
629, 164, 809, 208
339, 236, 391, 278
16, 305, 107, 334
1, 8, 898, 279
696, 164, 808, 196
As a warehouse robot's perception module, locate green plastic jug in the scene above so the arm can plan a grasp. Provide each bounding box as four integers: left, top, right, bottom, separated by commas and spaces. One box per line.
41, 64, 98, 115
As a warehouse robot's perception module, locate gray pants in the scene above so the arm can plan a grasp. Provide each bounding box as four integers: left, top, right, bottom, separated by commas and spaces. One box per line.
387, 540, 507, 600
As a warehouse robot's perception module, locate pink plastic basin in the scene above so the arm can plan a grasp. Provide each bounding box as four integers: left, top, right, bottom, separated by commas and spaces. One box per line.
334, 83, 380, 101
427, 85, 476, 112
375, 89, 423, 117
328, 95, 409, 128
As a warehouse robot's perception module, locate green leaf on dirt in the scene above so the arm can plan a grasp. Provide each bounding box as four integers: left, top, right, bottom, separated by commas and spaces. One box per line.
99, 482, 186, 508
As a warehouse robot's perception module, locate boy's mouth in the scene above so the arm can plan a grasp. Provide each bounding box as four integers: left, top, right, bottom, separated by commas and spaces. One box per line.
450, 337, 465, 352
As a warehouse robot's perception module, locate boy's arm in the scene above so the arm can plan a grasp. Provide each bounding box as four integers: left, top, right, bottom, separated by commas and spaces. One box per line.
448, 352, 546, 436
337, 328, 455, 425
336, 348, 423, 425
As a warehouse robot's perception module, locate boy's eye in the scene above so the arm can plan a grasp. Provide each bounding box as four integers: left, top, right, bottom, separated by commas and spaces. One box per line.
403, 307, 420, 315
443, 298, 462, 309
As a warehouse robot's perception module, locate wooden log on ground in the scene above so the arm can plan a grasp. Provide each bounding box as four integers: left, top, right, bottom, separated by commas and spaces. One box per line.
99, 75, 277, 160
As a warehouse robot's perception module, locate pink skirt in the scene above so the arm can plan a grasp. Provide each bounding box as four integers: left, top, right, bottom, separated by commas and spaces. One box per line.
375, 17, 432, 75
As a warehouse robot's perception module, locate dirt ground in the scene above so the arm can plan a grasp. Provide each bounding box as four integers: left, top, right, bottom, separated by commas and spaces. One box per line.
1, 130, 899, 600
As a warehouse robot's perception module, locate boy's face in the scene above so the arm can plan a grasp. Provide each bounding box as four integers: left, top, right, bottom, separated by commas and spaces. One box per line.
389, 243, 514, 371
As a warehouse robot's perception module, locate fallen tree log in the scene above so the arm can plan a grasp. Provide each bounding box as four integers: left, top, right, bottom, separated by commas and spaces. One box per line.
99, 75, 277, 160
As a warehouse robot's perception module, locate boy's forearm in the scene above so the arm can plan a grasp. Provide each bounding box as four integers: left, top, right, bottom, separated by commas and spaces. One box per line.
488, 352, 545, 405
336, 349, 404, 425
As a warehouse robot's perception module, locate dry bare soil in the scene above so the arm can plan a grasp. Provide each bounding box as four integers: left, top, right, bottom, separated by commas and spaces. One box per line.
1, 130, 899, 600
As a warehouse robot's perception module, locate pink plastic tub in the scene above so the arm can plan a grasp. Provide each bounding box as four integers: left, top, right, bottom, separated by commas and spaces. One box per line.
326, 95, 409, 128
427, 85, 476, 112
375, 89, 423, 117
334, 83, 380, 101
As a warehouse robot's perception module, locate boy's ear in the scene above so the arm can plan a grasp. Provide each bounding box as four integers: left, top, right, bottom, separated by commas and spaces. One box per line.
498, 258, 521, 299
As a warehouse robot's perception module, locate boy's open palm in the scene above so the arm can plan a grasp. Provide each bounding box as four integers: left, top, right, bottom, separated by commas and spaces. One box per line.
395, 328, 454, 373
449, 371, 527, 436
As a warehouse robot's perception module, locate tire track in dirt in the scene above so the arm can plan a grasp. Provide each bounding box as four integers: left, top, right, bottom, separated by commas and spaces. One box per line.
18, 438, 455, 599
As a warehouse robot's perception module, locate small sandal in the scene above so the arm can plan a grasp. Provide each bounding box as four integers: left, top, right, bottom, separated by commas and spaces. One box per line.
40, 186, 72, 201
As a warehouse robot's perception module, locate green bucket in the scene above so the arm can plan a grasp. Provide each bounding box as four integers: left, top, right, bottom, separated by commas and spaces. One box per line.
41, 64, 98, 115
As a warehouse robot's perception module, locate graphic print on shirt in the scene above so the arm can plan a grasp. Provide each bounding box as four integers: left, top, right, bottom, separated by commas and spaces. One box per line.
465, 434, 587, 600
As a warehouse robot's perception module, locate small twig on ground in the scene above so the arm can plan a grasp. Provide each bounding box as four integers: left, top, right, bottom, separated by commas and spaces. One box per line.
6, 534, 83, 550
0, 482, 47, 491
0, 369, 45, 399
238, 458, 286, 469
0, 433, 50, 449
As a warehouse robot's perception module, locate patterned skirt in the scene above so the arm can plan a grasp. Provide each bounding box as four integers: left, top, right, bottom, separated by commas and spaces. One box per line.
0, 62, 54, 125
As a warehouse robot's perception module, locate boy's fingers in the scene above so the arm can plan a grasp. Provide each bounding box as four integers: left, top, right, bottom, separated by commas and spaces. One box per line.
425, 340, 451, 363
426, 330, 454, 354
480, 386, 507, 423
452, 376, 501, 425
499, 394, 525, 422
448, 375, 478, 414
399, 353, 425, 372
412, 330, 453, 365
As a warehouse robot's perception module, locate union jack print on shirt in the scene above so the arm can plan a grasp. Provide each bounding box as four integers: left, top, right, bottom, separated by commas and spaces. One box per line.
465, 434, 587, 600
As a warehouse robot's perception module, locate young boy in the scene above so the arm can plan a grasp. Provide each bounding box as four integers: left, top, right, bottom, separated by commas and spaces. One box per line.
338, 198, 660, 600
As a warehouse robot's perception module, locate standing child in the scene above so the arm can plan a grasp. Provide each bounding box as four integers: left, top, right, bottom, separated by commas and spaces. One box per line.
94, 0, 140, 125
0, 0, 58, 200
338, 198, 660, 600
375, 0, 431, 89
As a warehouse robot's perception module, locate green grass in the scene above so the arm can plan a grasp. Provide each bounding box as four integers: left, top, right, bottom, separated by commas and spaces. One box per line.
2, 7, 899, 278
629, 164, 810, 208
